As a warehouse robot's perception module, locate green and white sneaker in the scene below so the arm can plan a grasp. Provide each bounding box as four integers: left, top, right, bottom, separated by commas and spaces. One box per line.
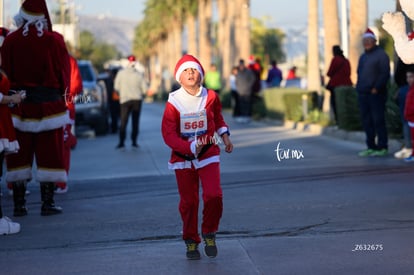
371, 149, 388, 157
358, 149, 375, 157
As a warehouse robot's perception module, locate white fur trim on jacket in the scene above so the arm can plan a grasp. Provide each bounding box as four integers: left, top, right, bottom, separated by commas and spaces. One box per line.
12, 112, 71, 132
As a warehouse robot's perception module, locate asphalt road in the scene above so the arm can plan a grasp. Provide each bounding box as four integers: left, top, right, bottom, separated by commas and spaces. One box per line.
1, 102, 413, 275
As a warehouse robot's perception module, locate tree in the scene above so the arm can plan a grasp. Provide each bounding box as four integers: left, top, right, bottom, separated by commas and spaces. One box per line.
250, 17, 285, 65
307, 0, 321, 92
78, 30, 120, 71
349, 0, 368, 84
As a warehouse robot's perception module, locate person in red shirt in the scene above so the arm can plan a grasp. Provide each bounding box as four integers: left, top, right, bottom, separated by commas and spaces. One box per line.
326, 45, 353, 122
161, 54, 233, 260
1, 0, 71, 216
403, 65, 414, 162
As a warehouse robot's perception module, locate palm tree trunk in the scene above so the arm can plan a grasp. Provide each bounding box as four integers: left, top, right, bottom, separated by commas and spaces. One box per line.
349, 0, 367, 84
307, 0, 321, 92
186, 14, 197, 55
322, 0, 340, 114
198, 0, 213, 67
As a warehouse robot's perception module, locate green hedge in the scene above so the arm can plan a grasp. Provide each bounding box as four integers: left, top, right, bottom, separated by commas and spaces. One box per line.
334, 84, 402, 136
262, 87, 319, 121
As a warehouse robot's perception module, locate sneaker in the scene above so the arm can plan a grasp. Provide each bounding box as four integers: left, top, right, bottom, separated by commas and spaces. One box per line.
370, 149, 388, 157
404, 156, 414, 162
185, 240, 201, 260
358, 149, 375, 157
202, 233, 218, 258
0, 216, 21, 235
394, 148, 413, 159
132, 143, 139, 149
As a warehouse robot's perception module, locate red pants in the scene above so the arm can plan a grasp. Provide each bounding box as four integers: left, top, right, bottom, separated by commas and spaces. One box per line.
410, 126, 414, 156
174, 162, 223, 243
6, 128, 66, 183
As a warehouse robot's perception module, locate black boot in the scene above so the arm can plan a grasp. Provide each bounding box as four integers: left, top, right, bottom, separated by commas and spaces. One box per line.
40, 182, 62, 216
13, 181, 28, 217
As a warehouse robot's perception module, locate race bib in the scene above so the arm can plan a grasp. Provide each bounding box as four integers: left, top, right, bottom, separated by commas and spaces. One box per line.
180, 109, 207, 138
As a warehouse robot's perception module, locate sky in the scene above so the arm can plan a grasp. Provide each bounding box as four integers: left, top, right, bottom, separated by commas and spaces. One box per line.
4, 0, 397, 30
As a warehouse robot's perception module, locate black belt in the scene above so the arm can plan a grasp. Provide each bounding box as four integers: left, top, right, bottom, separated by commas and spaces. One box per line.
174, 143, 213, 161
17, 87, 63, 103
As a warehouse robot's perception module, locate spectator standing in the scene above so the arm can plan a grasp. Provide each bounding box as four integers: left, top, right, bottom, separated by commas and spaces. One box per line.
235, 59, 256, 123
403, 64, 414, 162
248, 56, 262, 96
286, 66, 298, 80
2, 0, 71, 216
114, 55, 147, 149
229, 66, 240, 117
204, 64, 222, 94
356, 28, 390, 157
161, 54, 233, 260
326, 45, 353, 122
266, 60, 283, 88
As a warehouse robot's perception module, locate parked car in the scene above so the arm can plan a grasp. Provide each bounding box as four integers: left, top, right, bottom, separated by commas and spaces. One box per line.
75, 60, 109, 136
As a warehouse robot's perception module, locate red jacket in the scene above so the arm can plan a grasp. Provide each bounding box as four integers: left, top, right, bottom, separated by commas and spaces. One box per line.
67, 56, 83, 122
1, 25, 71, 132
161, 88, 229, 170
327, 56, 353, 88
404, 86, 414, 122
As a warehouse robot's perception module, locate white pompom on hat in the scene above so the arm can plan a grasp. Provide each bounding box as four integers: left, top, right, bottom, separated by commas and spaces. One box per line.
362, 28, 376, 40
174, 54, 205, 82
15, 0, 52, 36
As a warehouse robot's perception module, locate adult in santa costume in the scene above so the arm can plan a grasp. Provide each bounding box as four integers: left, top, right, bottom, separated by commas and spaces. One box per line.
1, 0, 71, 216
0, 27, 22, 234
161, 54, 233, 260
55, 55, 83, 194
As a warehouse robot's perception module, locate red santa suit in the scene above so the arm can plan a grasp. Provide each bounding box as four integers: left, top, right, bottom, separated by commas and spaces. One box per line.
1, 0, 71, 183
55, 56, 82, 191
0, 71, 19, 156
162, 55, 230, 244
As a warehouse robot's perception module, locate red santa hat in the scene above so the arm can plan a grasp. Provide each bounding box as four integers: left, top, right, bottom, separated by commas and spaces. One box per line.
408, 31, 414, 41
15, 0, 52, 36
362, 28, 376, 40
0, 27, 9, 47
174, 54, 204, 82
128, 55, 136, 62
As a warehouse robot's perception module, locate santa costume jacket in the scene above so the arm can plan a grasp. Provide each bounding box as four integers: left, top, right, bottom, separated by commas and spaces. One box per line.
162, 87, 229, 170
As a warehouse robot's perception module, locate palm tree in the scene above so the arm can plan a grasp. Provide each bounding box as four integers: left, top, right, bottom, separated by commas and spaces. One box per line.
349, 0, 367, 84
322, 0, 340, 114
322, 0, 340, 80
217, 0, 237, 90
307, 0, 321, 92
198, 0, 213, 67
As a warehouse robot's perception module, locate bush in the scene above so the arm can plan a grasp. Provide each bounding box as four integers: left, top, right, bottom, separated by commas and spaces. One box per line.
335, 86, 362, 131
334, 84, 402, 136
262, 87, 319, 121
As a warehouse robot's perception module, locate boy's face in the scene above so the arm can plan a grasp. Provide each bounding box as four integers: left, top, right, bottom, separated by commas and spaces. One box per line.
407, 72, 414, 87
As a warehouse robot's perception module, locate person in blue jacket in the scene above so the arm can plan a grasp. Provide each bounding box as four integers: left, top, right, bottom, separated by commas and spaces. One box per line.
356, 28, 390, 157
